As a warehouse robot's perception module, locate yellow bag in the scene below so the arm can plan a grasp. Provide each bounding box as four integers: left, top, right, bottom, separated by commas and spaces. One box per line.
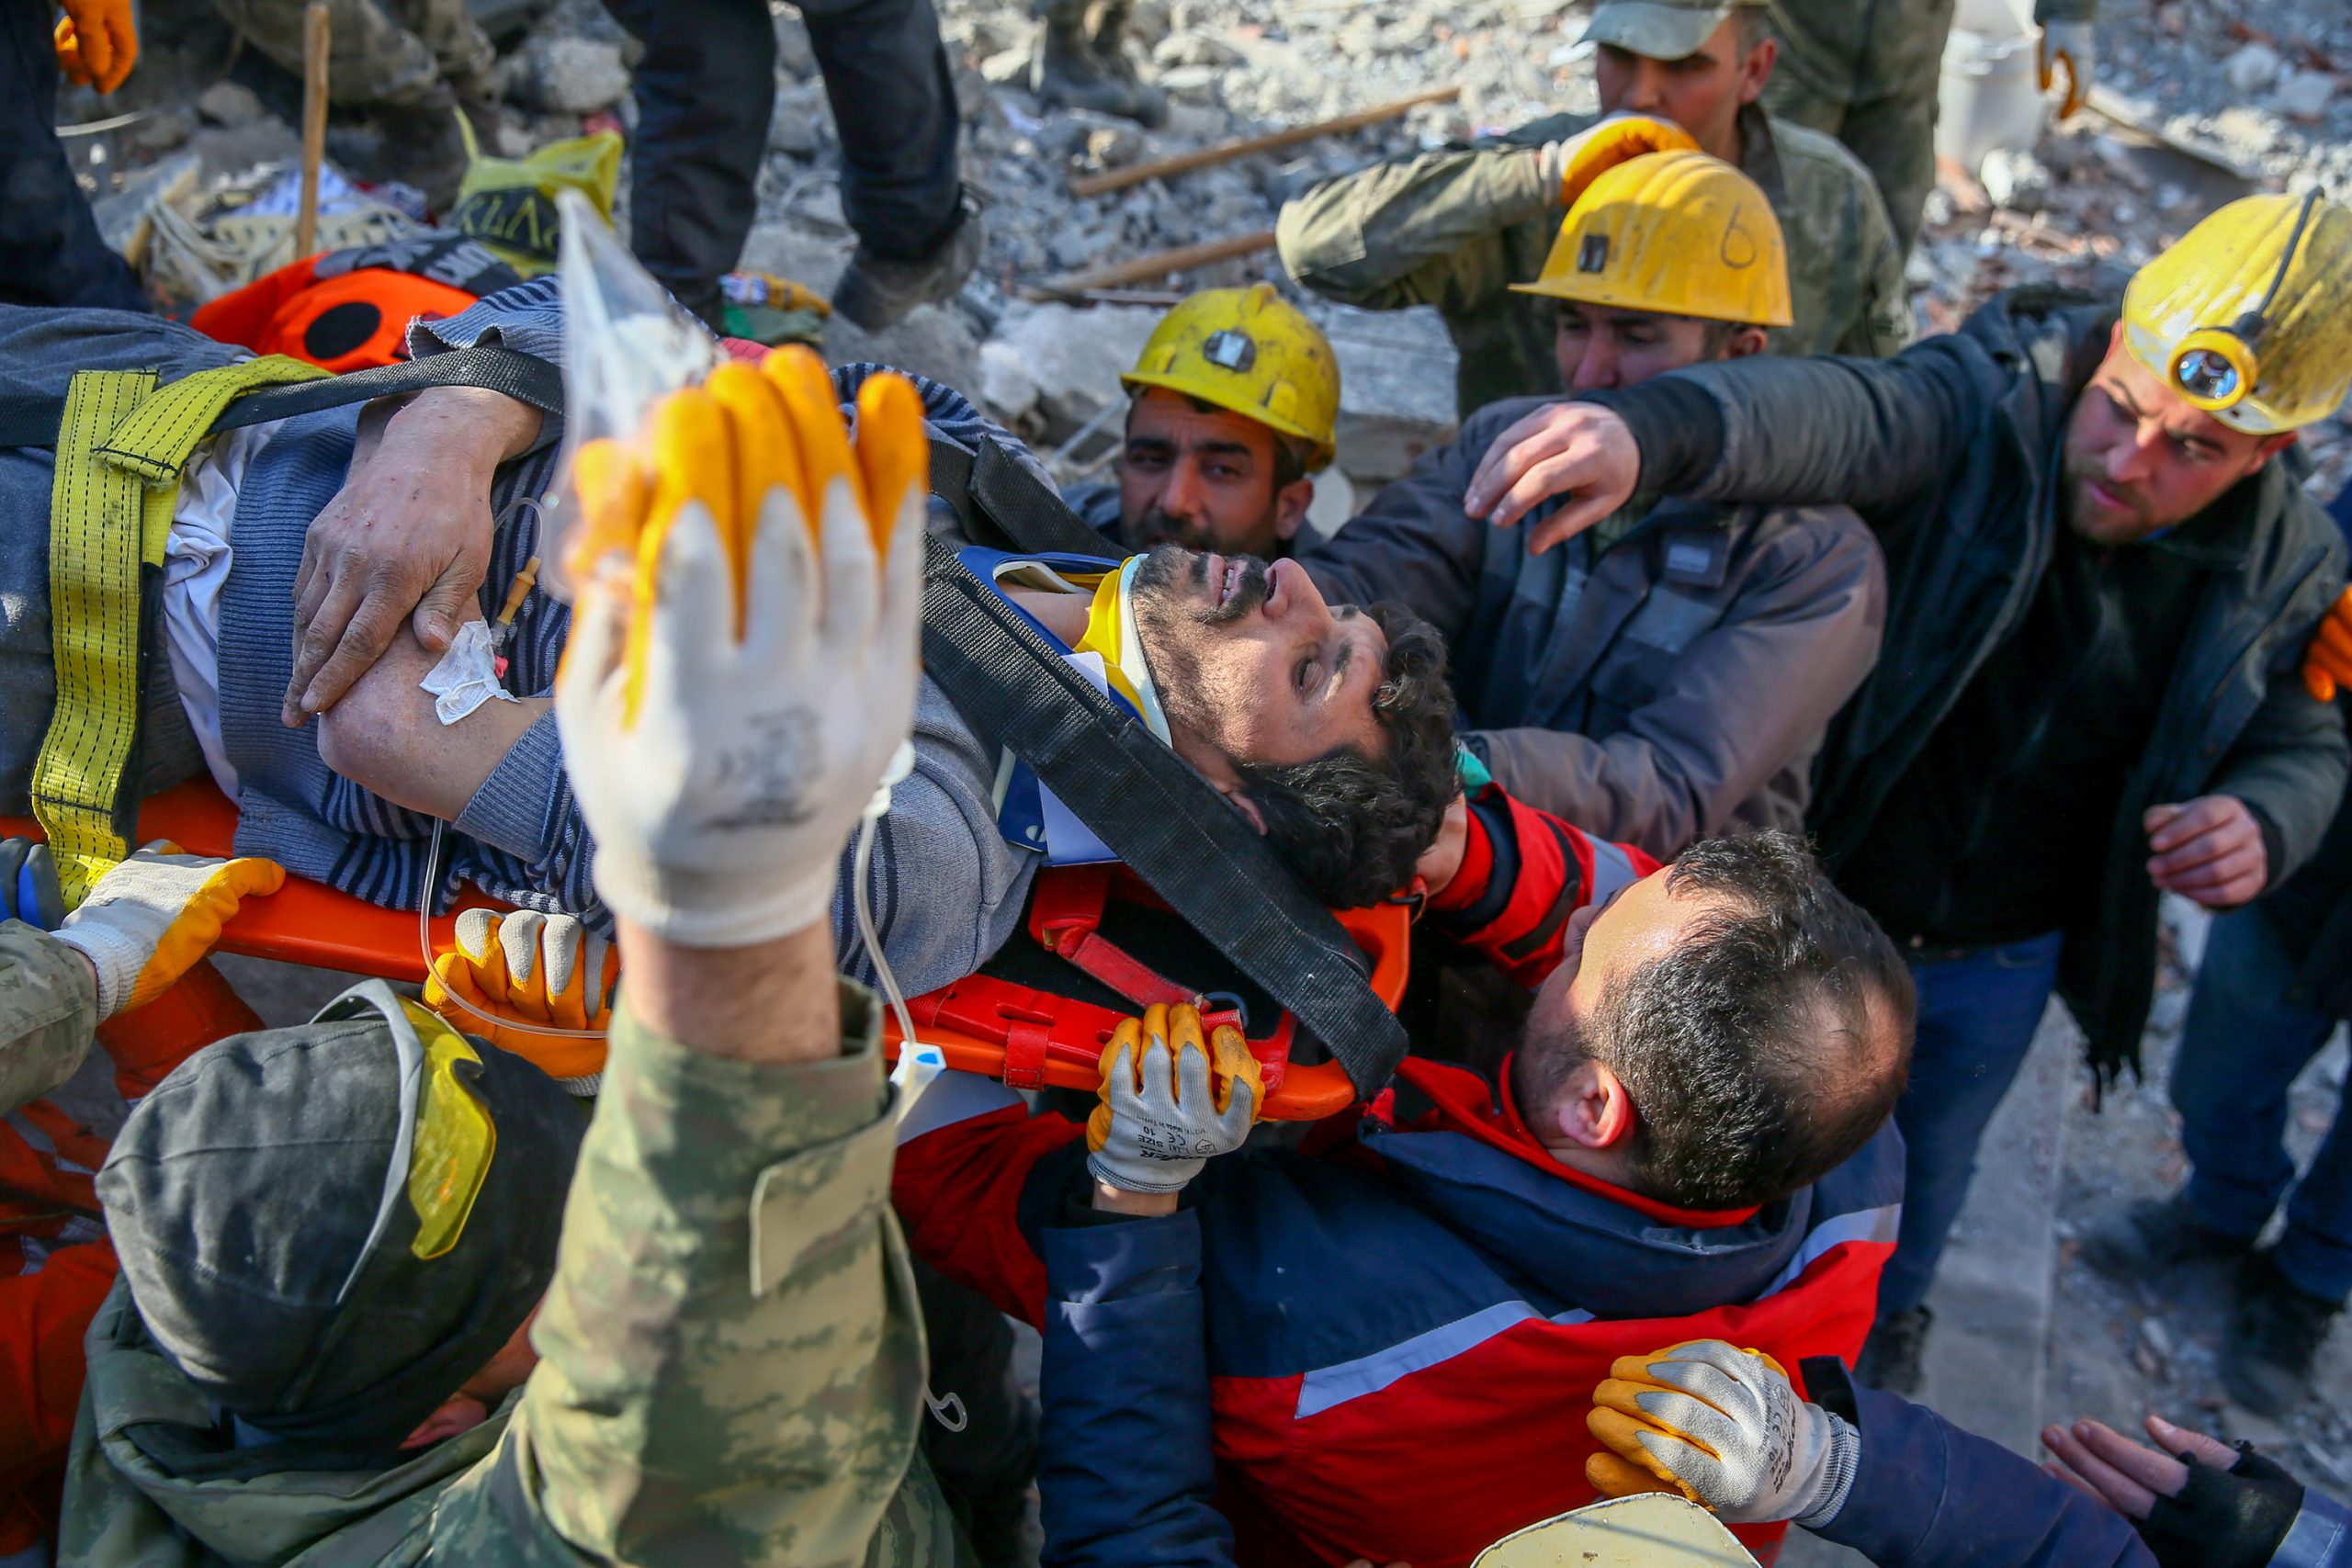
448, 124, 623, 277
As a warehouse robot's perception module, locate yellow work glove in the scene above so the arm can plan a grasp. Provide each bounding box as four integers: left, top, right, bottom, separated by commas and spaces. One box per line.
2037, 21, 2095, 119
425, 908, 616, 1050
2304, 586, 2352, 703
556, 348, 928, 946
1087, 1002, 1264, 1195
55, 0, 138, 93
1587, 1340, 1858, 1529
1541, 114, 1702, 211
53, 843, 284, 1019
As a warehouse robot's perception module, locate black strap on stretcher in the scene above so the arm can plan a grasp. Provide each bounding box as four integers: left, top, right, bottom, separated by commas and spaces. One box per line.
920, 533, 1408, 1098
0, 344, 564, 448
0, 340, 1409, 1095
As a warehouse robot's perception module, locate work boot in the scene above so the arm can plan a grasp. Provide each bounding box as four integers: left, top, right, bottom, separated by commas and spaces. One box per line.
2081, 1192, 2253, 1280
1855, 1304, 1932, 1397
373, 84, 473, 216
2223, 1251, 2341, 1416
1031, 1, 1166, 126
1086, 0, 1168, 125
831, 196, 983, 333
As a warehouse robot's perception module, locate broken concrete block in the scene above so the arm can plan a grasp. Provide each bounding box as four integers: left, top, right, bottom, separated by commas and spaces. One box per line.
2274, 70, 2337, 123
528, 37, 630, 114
1316, 302, 1459, 485
2223, 42, 2282, 96
978, 300, 1160, 439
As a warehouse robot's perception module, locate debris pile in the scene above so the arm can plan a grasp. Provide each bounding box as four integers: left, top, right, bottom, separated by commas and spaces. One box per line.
59, 0, 2352, 494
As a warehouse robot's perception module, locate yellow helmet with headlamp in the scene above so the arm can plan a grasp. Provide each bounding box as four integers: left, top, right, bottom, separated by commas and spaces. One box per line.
2121, 189, 2352, 435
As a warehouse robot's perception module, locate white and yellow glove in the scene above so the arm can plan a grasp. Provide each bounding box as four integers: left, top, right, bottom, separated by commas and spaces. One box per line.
1587, 1339, 1858, 1529
1539, 114, 1702, 210
1087, 1002, 1264, 1195
425, 908, 616, 1056
556, 348, 927, 947
2039, 21, 2095, 118
54, 843, 285, 1019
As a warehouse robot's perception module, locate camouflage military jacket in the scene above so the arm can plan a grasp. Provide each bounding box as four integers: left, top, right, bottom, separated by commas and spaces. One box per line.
56, 982, 965, 1567
0, 919, 102, 1118
1277, 102, 1913, 417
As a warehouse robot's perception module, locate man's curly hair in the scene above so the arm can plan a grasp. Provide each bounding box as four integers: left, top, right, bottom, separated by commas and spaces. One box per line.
1238, 603, 1458, 908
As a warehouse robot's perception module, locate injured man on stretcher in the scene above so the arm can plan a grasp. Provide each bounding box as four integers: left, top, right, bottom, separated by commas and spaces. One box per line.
0, 283, 1459, 1012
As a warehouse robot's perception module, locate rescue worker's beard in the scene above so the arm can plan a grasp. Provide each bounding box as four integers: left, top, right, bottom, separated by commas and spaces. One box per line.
1119, 502, 1275, 556
2061, 449, 2167, 545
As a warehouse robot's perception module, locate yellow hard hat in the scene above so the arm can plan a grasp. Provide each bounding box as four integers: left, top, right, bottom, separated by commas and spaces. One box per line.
2122, 189, 2352, 435
1510, 149, 1794, 330
1122, 284, 1340, 470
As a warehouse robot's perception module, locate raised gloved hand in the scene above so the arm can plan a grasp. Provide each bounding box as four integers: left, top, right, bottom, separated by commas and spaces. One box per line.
52, 843, 284, 1019
54, 0, 138, 93
2038, 21, 2095, 118
1587, 1339, 1858, 1529
425, 908, 616, 1052
0, 839, 64, 931
2302, 585, 2352, 703
555, 348, 927, 947
1087, 1002, 1263, 1195
1539, 114, 1701, 210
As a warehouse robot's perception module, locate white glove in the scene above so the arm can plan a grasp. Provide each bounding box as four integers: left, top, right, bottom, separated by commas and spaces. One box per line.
1086, 1003, 1263, 1195
555, 350, 927, 946
55, 843, 285, 1019
2039, 21, 2095, 118
1586, 1339, 1859, 1529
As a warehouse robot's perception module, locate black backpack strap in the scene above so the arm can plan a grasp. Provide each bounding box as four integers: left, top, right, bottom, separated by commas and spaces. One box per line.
928, 434, 1123, 558
919, 534, 1408, 1098
0, 344, 563, 447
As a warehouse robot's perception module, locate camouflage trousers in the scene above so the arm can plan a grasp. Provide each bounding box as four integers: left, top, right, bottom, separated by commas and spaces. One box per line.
1764, 0, 1957, 257
209, 0, 494, 108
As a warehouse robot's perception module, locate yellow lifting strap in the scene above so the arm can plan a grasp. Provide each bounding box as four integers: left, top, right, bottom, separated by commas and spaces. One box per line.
34, 355, 331, 905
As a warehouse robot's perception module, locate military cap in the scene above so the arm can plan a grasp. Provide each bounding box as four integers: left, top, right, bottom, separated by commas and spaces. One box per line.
1583, 0, 1767, 62
97, 981, 588, 1457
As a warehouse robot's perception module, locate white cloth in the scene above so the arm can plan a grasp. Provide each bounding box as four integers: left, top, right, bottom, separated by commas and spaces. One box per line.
164, 423, 274, 798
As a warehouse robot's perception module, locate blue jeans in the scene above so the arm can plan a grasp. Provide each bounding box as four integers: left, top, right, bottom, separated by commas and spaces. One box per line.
1877, 932, 2065, 1316
2174, 906, 2352, 1305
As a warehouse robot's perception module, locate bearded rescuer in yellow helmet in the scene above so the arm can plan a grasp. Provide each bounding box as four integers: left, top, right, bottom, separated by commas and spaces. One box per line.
1061, 284, 1341, 559
1461, 188, 2352, 1399
1295, 121, 1887, 863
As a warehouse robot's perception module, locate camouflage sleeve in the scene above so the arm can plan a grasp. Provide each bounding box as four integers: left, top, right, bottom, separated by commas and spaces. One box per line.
1276, 141, 1559, 316
1841, 171, 1917, 358
434, 980, 959, 1568
0, 921, 100, 1118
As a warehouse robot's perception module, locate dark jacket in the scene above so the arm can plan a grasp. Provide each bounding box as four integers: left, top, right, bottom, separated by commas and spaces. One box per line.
1807, 1359, 2352, 1568
1590, 287, 2349, 1078
2255, 784, 2352, 1020
1303, 393, 1885, 858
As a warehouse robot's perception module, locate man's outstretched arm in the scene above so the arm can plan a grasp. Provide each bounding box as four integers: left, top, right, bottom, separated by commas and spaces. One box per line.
1462, 335, 1996, 550
431, 347, 950, 1566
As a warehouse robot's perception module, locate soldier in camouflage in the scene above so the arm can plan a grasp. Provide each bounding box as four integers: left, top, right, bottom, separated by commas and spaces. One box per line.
47, 358, 967, 1567
1278, 0, 1913, 419
1764, 0, 2100, 257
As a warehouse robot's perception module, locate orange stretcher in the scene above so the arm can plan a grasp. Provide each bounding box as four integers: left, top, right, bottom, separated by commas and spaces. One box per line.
4, 782, 1408, 1119
3, 778, 492, 983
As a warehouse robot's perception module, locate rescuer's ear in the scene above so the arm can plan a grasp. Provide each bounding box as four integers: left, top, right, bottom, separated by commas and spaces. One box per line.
1546, 1057, 1635, 1151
